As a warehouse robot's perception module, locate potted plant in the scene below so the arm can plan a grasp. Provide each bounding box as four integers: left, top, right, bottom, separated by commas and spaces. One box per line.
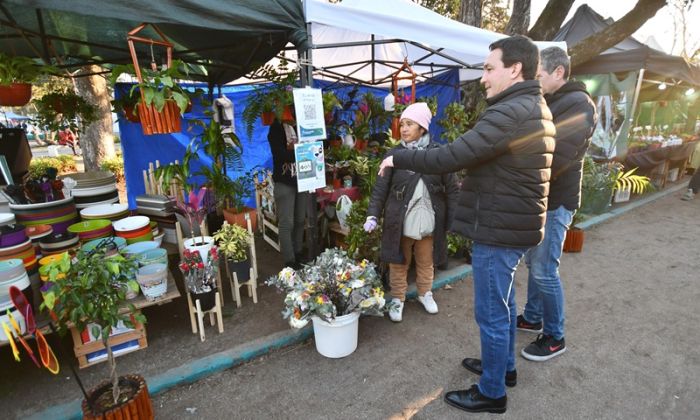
438, 101, 483, 143
39, 241, 152, 419
266, 248, 389, 358
33, 88, 99, 134
242, 60, 299, 139
447, 232, 472, 264
0, 53, 52, 106
178, 245, 220, 311
212, 221, 252, 283
110, 60, 193, 135
175, 187, 216, 261
563, 212, 586, 253
220, 170, 257, 231
580, 156, 653, 215
110, 88, 141, 123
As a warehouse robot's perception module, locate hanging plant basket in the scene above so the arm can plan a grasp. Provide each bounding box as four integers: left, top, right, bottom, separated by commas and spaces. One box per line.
137, 100, 181, 135
0, 83, 32, 106
261, 111, 275, 126
127, 23, 182, 136
122, 104, 141, 123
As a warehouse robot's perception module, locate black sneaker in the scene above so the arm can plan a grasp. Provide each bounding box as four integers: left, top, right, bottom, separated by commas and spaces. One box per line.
461, 358, 517, 387
521, 333, 566, 361
517, 314, 543, 333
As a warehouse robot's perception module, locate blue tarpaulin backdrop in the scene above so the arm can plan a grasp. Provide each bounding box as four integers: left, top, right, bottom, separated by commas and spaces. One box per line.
118, 69, 460, 209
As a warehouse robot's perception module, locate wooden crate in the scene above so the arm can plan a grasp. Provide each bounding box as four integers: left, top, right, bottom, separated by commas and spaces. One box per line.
69, 314, 147, 369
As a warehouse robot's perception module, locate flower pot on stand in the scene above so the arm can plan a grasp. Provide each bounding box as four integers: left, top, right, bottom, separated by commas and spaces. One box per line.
311, 311, 360, 358
183, 236, 215, 264
81, 374, 153, 420
190, 289, 217, 312
227, 258, 251, 283
222, 207, 258, 232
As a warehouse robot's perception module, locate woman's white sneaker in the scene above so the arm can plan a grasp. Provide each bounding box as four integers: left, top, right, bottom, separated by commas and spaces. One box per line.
389, 298, 404, 322
418, 291, 438, 314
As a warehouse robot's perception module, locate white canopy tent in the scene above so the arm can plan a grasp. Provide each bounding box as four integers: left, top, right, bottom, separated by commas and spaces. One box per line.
299, 0, 567, 86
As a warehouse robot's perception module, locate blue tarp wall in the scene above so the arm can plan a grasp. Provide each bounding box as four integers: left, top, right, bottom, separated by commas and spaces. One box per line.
118, 69, 460, 209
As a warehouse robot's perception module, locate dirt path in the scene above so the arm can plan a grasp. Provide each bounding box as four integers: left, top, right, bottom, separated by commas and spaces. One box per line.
150, 189, 700, 419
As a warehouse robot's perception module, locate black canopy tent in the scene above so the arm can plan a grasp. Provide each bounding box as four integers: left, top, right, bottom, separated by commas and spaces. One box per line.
0, 0, 309, 85
554, 4, 700, 100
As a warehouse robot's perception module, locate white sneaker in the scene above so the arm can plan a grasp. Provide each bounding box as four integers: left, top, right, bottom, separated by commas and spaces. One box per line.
389, 298, 404, 322
418, 291, 438, 314
681, 189, 695, 201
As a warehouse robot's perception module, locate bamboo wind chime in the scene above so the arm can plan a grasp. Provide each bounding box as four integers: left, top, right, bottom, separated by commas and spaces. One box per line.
391, 58, 417, 139
127, 23, 181, 135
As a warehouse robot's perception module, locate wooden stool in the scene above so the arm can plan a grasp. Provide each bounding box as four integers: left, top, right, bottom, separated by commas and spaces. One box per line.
177, 219, 224, 307
225, 213, 258, 307
187, 291, 223, 342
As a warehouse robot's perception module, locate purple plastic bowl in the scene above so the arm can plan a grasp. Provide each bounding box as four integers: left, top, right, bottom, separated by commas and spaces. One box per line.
0, 225, 28, 248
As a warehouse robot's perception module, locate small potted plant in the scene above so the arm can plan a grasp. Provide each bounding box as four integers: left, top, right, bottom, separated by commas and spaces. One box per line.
40, 241, 151, 419
242, 59, 299, 139
266, 248, 390, 358
0, 53, 52, 106
179, 246, 220, 311
175, 187, 216, 260
33, 88, 99, 133
110, 88, 141, 123
212, 221, 252, 283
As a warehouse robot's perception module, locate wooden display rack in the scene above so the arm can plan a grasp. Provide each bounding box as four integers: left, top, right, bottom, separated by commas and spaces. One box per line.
70, 314, 147, 369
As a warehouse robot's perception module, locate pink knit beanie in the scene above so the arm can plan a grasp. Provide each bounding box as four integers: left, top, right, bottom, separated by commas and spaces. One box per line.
400, 102, 432, 131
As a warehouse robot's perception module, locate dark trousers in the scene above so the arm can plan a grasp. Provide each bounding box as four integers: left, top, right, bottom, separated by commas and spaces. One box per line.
689, 169, 700, 193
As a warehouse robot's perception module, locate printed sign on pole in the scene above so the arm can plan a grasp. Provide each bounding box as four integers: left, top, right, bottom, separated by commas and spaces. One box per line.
294, 141, 326, 193
292, 87, 326, 143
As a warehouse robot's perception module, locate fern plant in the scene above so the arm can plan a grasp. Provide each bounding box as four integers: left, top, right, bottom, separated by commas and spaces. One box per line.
614, 167, 653, 194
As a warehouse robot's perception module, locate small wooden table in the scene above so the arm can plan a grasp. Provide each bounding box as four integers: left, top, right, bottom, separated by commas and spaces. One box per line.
69, 274, 180, 368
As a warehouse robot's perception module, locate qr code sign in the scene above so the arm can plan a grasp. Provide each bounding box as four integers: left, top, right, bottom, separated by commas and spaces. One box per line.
303, 104, 316, 120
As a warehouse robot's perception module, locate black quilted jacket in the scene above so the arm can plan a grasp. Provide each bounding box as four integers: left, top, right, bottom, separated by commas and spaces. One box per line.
545, 80, 597, 211
392, 80, 556, 248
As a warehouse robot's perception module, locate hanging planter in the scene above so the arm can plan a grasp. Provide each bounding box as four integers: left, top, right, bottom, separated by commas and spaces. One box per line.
0, 83, 32, 106
0, 53, 53, 106
261, 111, 275, 126
121, 23, 190, 136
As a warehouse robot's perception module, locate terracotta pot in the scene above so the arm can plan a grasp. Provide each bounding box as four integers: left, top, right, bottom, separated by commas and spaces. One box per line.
354, 139, 368, 151
282, 105, 294, 122
261, 111, 275, 126
122, 105, 140, 123
391, 117, 400, 139
82, 374, 153, 420
222, 207, 257, 232
137, 100, 182, 135
563, 227, 584, 253
0, 83, 32, 106
332, 178, 342, 189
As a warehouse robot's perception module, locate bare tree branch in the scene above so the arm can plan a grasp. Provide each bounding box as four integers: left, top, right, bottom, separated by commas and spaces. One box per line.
528, 0, 576, 40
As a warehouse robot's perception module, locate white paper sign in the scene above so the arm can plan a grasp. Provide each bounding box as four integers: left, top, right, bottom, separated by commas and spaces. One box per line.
294, 141, 326, 193
292, 87, 326, 143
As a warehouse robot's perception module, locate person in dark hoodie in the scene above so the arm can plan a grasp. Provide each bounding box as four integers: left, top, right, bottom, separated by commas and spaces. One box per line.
517, 47, 597, 362
378, 35, 555, 414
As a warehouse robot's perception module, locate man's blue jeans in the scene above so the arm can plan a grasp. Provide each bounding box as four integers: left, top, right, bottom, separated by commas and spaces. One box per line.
472, 242, 527, 399
522, 205, 574, 340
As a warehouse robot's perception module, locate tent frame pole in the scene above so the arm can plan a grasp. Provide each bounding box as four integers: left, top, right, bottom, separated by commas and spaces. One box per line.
630, 68, 645, 128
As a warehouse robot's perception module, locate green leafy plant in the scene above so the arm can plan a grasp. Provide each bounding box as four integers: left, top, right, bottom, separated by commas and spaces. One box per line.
439, 101, 482, 143
344, 197, 382, 265
100, 157, 125, 183
242, 59, 299, 139
110, 60, 193, 115
0, 53, 53, 85
212, 221, 251, 262
323, 91, 341, 115
40, 242, 143, 407
33, 88, 99, 132
29, 155, 77, 179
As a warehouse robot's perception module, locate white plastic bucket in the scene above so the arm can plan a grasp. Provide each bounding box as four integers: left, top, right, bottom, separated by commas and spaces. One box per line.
183, 236, 215, 264
311, 311, 360, 358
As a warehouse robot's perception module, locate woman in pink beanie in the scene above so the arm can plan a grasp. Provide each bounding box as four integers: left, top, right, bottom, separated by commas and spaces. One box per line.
364, 102, 458, 322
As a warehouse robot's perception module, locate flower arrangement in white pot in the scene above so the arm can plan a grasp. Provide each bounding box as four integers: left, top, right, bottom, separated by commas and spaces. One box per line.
266, 248, 391, 358
212, 221, 252, 283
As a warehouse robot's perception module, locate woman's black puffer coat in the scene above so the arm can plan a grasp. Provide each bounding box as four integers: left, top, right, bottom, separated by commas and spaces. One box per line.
367, 142, 459, 265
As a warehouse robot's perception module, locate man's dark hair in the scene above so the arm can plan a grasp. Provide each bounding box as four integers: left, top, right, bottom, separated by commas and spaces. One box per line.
540, 46, 571, 79
489, 35, 539, 80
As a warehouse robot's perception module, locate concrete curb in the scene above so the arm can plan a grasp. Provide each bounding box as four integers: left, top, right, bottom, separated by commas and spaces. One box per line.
32, 181, 687, 419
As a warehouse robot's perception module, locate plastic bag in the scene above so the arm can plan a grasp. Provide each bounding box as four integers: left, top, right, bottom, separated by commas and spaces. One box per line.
336, 195, 353, 230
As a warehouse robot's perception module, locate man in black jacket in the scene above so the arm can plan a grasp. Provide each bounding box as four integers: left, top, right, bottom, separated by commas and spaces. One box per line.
378, 35, 555, 414
518, 47, 597, 362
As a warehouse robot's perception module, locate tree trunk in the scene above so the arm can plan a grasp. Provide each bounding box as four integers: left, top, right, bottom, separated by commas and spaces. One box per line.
505, 0, 531, 35
104, 335, 120, 405
458, 0, 482, 27
569, 0, 667, 67
528, 0, 575, 40
74, 65, 115, 172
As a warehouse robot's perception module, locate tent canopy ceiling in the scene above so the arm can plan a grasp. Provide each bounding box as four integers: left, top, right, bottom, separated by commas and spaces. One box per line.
554, 4, 700, 87
302, 0, 566, 85
0, 0, 308, 84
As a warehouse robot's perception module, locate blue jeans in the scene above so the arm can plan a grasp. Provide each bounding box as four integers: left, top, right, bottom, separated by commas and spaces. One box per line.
522, 205, 574, 340
472, 242, 527, 399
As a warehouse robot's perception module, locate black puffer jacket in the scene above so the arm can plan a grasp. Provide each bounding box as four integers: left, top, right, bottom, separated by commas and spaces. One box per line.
546, 80, 597, 211
367, 142, 459, 265
267, 120, 296, 187
392, 80, 555, 248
